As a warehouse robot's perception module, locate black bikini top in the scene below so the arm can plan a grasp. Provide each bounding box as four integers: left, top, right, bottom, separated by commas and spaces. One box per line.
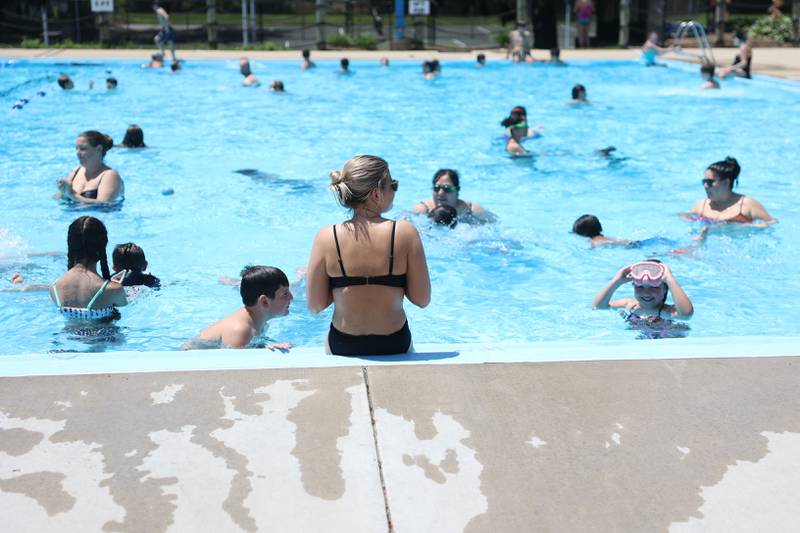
329, 221, 407, 289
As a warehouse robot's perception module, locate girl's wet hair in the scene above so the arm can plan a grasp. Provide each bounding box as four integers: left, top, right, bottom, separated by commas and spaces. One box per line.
67, 216, 111, 280
80, 130, 114, 157
113, 242, 146, 271
501, 106, 527, 128
572, 214, 602, 237
707, 156, 741, 189
340, 58, 349, 69
432, 168, 460, 190
330, 155, 391, 209
121, 125, 145, 148
571, 84, 586, 99
57, 75, 72, 89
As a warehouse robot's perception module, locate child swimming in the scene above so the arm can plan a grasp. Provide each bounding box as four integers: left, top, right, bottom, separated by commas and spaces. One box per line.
111, 242, 161, 289
593, 260, 693, 337
195, 265, 292, 350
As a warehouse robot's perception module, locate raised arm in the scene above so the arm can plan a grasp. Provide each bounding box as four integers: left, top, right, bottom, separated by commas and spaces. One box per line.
593, 265, 632, 309
662, 265, 692, 317
400, 221, 431, 308
411, 200, 430, 214
306, 227, 333, 314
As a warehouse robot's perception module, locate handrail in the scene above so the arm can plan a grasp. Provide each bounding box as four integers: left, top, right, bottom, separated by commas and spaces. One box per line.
673, 20, 715, 66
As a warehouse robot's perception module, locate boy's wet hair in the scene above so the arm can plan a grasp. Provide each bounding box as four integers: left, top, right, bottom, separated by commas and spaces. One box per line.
571, 84, 586, 99
429, 205, 458, 228
113, 242, 147, 271
572, 214, 602, 237
240, 266, 289, 306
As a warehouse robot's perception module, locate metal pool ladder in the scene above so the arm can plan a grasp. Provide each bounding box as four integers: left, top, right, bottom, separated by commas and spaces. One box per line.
673, 21, 716, 66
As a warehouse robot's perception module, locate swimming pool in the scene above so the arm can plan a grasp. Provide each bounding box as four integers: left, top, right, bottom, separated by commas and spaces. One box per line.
1, 57, 798, 355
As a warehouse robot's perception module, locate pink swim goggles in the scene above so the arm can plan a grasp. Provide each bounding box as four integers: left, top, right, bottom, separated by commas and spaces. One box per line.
630, 261, 665, 287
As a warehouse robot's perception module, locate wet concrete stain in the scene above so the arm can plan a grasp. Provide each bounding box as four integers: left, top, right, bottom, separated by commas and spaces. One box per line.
366, 357, 800, 532
0, 472, 76, 515
288, 373, 362, 500
0, 427, 43, 455
0, 369, 365, 533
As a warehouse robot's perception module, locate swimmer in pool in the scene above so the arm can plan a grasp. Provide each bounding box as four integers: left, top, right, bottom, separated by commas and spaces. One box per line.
413, 169, 495, 224
120, 125, 146, 148
240, 57, 260, 86
566, 84, 590, 105
197, 265, 292, 350
593, 260, 693, 323
500, 106, 543, 156
684, 157, 776, 225
106, 77, 117, 90
476, 54, 486, 67
428, 205, 458, 228
572, 215, 632, 247
422, 60, 441, 79
111, 242, 161, 289
56, 130, 125, 205
301, 49, 316, 70
270, 80, 285, 92
339, 58, 351, 74
50, 216, 127, 322
700, 61, 720, 90
641, 32, 674, 67
142, 53, 164, 69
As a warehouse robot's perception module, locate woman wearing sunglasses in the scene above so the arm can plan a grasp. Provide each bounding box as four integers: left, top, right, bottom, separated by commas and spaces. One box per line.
413, 169, 495, 224
307, 155, 431, 355
685, 157, 776, 225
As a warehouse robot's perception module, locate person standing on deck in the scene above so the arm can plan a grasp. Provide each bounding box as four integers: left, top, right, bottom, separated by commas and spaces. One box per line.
153, 3, 177, 64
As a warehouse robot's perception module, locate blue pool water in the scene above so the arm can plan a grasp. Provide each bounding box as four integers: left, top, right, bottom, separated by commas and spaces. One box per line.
1, 57, 798, 355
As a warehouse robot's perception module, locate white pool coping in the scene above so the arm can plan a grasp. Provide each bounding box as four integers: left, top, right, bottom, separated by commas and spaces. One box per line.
1, 335, 797, 377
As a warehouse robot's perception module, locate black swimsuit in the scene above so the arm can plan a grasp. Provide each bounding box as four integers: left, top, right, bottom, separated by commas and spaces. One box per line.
327, 221, 412, 355
733, 53, 752, 79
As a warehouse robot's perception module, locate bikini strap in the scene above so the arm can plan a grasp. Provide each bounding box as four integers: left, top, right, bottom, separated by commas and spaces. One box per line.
86, 280, 110, 310
418, 201, 431, 214
388, 220, 397, 274
332, 225, 347, 276
51, 282, 61, 307
69, 167, 80, 183
738, 195, 746, 215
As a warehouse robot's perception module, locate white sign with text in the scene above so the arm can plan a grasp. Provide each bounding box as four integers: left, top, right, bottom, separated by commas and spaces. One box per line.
91, 0, 114, 13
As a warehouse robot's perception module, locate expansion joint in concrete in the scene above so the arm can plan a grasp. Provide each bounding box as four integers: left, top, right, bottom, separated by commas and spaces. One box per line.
362, 366, 394, 533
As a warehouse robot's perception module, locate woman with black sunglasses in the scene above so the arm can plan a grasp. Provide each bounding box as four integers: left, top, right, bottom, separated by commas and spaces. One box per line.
413, 169, 495, 224
684, 157, 776, 226
307, 155, 431, 356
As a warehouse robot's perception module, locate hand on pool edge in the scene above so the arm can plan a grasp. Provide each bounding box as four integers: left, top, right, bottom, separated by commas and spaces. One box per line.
265, 342, 293, 353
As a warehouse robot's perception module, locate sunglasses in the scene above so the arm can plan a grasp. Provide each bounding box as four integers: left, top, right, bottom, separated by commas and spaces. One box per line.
433, 184, 457, 193
389, 179, 398, 191
702, 177, 728, 187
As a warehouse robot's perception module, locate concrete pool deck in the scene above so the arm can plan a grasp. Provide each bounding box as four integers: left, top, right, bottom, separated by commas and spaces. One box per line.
3, 48, 800, 531
2, 337, 800, 532
4, 46, 800, 80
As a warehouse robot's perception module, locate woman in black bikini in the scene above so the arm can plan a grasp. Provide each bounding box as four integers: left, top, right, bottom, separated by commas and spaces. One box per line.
413, 169, 495, 224
307, 155, 431, 355
56, 130, 124, 205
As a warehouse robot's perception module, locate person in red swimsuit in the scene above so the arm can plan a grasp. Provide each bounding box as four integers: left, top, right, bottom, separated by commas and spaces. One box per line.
685, 157, 776, 225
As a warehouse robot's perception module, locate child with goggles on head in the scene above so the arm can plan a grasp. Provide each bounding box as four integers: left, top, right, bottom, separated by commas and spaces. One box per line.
500, 106, 543, 157
593, 260, 693, 324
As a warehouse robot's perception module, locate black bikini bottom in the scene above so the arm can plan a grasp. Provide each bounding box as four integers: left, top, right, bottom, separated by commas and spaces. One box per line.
328, 321, 411, 356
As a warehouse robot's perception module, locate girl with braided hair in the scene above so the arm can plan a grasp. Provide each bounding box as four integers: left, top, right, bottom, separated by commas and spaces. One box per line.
49, 216, 127, 321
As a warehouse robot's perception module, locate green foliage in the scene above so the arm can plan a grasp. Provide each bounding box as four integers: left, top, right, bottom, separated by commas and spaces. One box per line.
328, 33, 378, 50
726, 15, 760, 32
243, 41, 286, 51
496, 28, 510, 48
747, 15, 793, 42
20, 37, 42, 48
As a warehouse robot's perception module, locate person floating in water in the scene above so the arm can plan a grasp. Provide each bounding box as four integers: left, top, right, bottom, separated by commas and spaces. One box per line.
572, 215, 631, 247
593, 260, 693, 338
153, 2, 177, 64
269, 80, 285, 92
120, 125, 146, 148
196, 265, 293, 350
684, 157, 776, 226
